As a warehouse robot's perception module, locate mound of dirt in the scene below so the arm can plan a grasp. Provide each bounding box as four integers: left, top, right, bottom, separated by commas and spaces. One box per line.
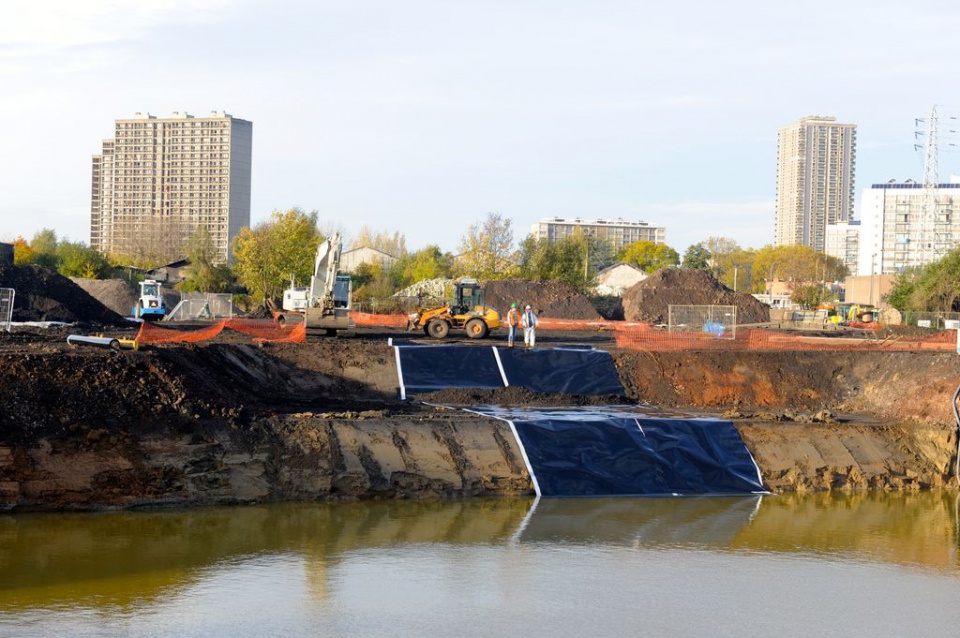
0, 264, 128, 325
70, 278, 139, 316
483, 279, 599, 319
621, 269, 770, 325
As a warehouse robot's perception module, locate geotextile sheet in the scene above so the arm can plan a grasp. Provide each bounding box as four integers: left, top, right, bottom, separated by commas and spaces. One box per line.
468, 406, 767, 497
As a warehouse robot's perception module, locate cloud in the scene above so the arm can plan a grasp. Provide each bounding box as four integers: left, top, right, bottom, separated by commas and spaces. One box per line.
0, 0, 230, 50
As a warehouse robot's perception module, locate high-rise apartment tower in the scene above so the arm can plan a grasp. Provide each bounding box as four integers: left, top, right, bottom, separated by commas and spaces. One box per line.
91, 111, 252, 264
775, 116, 856, 251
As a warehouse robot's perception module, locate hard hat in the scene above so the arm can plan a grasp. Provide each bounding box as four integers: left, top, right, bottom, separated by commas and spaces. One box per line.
525, 305, 531, 309
511, 303, 518, 308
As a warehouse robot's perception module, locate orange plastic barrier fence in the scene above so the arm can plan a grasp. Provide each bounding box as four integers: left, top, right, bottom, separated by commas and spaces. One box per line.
612, 325, 955, 353
537, 317, 618, 331
349, 312, 409, 328
136, 318, 305, 344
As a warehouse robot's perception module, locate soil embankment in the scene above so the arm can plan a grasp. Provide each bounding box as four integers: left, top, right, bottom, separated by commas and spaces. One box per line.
1, 328, 958, 511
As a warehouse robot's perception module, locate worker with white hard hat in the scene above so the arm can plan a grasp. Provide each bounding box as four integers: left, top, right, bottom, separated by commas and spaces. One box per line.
520, 304, 539, 348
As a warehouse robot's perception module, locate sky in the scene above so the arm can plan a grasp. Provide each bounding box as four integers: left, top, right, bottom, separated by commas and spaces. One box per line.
2, 0, 960, 256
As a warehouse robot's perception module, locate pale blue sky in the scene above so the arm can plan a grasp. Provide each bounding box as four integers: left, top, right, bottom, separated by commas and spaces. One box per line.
1, 0, 958, 254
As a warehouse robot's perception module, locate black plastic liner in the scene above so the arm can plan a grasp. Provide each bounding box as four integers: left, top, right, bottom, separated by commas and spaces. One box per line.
495, 347, 624, 396
394, 345, 623, 399
395, 345, 504, 399
469, 406, 766, 497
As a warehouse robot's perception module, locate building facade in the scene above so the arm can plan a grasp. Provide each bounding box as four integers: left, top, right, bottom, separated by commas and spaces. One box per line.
91, 111, 252, 264
858, 179, 960, 276
824, 220, 860, 275
776, 116, 857, 251
529, 217, 666, 253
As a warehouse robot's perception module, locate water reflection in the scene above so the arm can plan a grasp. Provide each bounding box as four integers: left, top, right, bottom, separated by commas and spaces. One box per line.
0, 492, 957, 615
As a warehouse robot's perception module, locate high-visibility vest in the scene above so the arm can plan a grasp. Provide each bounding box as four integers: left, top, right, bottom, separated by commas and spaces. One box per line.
507, 309, 520, 327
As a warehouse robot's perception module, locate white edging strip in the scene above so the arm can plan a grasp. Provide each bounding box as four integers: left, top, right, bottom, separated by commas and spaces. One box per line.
461, 407, 541, 498
394, 345, 406, 401
492, 346, 510, 387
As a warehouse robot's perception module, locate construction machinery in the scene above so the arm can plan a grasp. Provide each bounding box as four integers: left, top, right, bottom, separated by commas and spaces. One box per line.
132, 279, 166, 320
278, 233, 353, 335
408, 278, 501, 339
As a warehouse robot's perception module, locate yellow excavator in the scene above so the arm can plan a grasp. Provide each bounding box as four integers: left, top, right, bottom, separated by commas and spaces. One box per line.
408, 278, 501, 339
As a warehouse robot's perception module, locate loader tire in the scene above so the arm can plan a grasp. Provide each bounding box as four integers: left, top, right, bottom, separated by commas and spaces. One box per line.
426, 319, 450, 339
465, 318, 488, 339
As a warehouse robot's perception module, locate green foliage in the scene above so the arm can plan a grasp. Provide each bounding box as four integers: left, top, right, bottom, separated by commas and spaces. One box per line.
457, 212, 515, 279
390, 245, 454, 289
751, 245, 847, 293
232, 209, 322, 304
13, 229, 112, 278
616, 240, 679, 273
519, 236, 589, 291
180, 227, 235, 293
681, 243, 711, 270
55, 240, 112, 278
790, 283, 829, 309
885, 247, 960, 312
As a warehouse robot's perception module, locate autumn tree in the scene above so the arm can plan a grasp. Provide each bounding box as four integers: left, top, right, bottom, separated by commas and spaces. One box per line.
28, 229, 59, 269
11, 236, 33, 265
350, 226, 407, 257
232, 209, 322, 305
457, 212, 515, 279
390, 245, 454, 288
751, 245, 847, 294
616, 240, 679, 273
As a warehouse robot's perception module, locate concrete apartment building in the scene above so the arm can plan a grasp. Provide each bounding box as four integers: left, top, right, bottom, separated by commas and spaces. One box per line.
824, 220, 860, 275
775, 116, 857, 251
529, 217, 666, 253
91, 111, 252, 264
857, 178, 960, 276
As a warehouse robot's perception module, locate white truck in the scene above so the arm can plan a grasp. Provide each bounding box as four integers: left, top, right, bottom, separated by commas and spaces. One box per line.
279, 233, 353, 335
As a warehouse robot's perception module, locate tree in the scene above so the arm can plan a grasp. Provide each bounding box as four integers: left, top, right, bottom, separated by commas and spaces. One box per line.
616, 240, 679, 273
751, 245, 847, 294
886, 247, 960, 312
11, 236, 33, 265
350, 226, 407, 257
180, 227, 234, 293
232, 209, 322, 305
457, 212, 515, 279
681, 243, 711, 270
790, 283, 829, 309
113, 216, 193, 268
519, 236, 591, 290
55, 241, 112, 278
28, 229, 59, 269
390, 245, 454, 288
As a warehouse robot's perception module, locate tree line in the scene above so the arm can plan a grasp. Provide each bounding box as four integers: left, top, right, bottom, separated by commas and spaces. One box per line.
7, 210, 875, 311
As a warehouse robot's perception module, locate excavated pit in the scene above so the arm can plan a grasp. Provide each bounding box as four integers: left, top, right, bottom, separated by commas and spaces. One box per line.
1, 325, 958, 510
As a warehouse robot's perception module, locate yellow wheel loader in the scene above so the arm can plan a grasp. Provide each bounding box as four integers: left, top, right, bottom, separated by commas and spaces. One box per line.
408, 279, 501, 339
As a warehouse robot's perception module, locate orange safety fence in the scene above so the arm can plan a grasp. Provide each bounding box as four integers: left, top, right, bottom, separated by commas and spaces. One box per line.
612, 325, 956, 353
136, 318, 306, 344
349, 311, 409, 328
537, 317, 619, 331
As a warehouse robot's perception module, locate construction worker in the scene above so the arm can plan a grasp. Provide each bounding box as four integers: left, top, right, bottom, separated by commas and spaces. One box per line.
506, 302, 521, 347
521, 304, 539, 348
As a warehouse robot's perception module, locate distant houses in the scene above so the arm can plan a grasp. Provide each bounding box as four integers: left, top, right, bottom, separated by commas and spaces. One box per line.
593, 262, 647, 296
340, 246, 397, 273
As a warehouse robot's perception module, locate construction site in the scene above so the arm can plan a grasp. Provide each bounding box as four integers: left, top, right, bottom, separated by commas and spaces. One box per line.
1, 262, 959, 511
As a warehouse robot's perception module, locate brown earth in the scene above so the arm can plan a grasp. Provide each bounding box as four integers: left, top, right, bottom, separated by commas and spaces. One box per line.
622, 268, 771, 325
0, 264, 127, 326
1, 321, 958, 511
483, 279, 599, 319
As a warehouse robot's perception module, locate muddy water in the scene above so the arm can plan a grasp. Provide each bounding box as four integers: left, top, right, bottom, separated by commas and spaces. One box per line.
2, 494, 960, 637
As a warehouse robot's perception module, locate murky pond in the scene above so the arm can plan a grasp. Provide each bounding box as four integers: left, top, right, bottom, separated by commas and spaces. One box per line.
2, 493, 960, 637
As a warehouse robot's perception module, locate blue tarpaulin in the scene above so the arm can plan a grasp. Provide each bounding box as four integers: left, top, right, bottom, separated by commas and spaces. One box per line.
469, 406, 766, 497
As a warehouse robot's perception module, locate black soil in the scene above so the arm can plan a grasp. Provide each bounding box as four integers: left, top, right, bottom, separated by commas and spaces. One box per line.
0, 264, 128, 325
621, 269, 770, 325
